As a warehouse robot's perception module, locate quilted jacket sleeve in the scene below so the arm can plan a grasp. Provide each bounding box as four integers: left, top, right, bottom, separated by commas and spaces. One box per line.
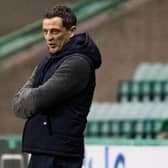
13, 55, 90, 119
13, 67, 37, 119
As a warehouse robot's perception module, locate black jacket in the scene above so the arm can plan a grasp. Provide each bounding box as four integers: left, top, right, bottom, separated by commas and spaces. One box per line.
13, 33, 101, 158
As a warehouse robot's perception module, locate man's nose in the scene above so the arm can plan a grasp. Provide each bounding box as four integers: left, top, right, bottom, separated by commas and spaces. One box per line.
46, 32, 54, 41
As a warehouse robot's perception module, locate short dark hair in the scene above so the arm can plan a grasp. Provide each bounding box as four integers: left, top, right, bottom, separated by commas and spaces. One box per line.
44, 5, 77, 29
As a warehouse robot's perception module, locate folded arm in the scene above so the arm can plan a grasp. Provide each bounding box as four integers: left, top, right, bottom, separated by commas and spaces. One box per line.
13, 66, 37, 119
13, 55, 90, 119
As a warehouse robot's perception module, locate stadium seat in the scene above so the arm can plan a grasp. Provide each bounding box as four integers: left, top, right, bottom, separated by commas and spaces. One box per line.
133, 63, 150, 81
133, 63, 163, 81
0, 140, 10, 155
0, 154, 25, 168
157, 65, 168, 80
117, 80, 132, 102
117, 80, 168, 102
85, 102, 167, 139
0, 136, 28, 168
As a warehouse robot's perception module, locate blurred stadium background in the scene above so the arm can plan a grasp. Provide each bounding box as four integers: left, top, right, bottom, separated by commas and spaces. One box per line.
1, 0, 168, 167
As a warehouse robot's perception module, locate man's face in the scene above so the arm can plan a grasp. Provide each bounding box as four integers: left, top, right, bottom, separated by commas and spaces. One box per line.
42, 17, 76, 54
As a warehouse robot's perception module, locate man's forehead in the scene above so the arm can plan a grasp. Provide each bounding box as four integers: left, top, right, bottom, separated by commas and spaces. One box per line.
42, 17, 64, 27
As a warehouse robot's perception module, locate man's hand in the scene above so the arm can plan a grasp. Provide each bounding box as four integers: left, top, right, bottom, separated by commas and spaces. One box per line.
13, 88, 35, 119
13, 67, 37, 119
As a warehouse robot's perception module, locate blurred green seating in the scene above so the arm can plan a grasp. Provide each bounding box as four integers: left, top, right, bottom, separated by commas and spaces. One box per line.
0, 140, 10, 155
158, 66, 168, 81
117, 63, 168, 102
134, 63, 152, 81
117, 80, 168, 102
0, 135, 21, 153
85, 102, 168, 139
134, 63, 162, 81
0, 135, 29, 167
134, 63, 168, 81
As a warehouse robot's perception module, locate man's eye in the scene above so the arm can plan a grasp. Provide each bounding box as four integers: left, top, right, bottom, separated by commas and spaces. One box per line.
43, 30, 48, 34
52, 29, 59, 34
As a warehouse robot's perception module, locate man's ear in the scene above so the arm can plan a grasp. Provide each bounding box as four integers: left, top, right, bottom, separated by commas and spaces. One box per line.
69, 26, 77, 37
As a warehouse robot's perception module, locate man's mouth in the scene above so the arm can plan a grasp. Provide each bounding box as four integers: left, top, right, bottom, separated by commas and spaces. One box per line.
48, 44, 56, 48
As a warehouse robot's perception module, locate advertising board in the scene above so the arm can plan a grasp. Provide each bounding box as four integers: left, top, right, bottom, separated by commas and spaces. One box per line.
83, 145, 168, 168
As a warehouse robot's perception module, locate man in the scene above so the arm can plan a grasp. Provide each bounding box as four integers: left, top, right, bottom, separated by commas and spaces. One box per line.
13, 5, 101, 168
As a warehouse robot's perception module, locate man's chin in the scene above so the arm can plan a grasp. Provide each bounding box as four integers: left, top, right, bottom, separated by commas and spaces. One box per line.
49, 48, 59, 54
